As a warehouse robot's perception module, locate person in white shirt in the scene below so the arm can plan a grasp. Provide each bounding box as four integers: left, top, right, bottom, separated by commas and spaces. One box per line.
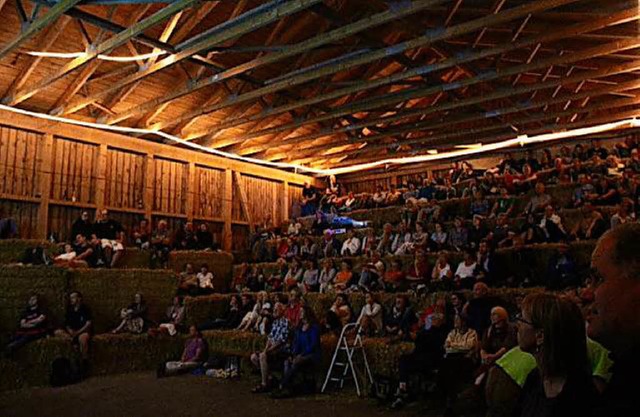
432, 251, 453, 281
319, 258, 337, 293
55, 244, 77, 262
196, 263, 214, 294
455, 251, 477, 288
341, 229, 361, 256
444, 314, 478, 355
357, 292, 383, 336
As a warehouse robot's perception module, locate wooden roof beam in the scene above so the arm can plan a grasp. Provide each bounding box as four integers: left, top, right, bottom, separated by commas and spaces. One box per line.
4, 0, 198, 106
214, 11, 640, 151
0, 0, 82, 59
279, 78, 640, 160
55, 0, 324, 116
334, 106, 640, 167
100, 0, 449, 126
181, 0, 586, 142
2, 15, 70, 98
261, 59, 640, 157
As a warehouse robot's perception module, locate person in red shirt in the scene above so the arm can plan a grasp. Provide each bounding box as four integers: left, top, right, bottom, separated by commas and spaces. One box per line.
384, 259, 406, 292
406, 250, 430, 293
284, 289, 302, 328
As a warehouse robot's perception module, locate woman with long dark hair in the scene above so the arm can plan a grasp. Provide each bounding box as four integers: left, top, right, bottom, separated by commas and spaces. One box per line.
514, 293, 596, 417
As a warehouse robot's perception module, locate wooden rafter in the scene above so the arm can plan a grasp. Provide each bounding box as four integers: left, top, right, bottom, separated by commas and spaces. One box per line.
101, 0, 447, 126
225, 35, 640, 154
178, 0, 583, 141
332, 106, 640, 167
3, 16, 71, 98
56, 0, 324, 116
0, 0, 82, 59
3, 0, 199, 106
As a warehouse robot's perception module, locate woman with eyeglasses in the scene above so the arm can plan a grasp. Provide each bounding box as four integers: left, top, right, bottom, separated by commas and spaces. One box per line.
514, 293, 596, 417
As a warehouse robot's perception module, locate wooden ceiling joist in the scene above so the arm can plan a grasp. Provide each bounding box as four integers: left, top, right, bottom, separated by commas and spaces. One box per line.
3, 0, 198, 106
55, 0, 323, 116
261, 59, 640, 157
0, 0, 82, 59
100, 0, 448, 126
221, 37, 640, 155
177, 0, 583, 140
226, 3, 638, 149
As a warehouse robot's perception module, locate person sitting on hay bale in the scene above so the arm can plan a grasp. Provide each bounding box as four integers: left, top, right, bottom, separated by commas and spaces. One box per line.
149, 296, 185, 337
251, 302, 290, 393
111, 293, 148, 334
157, 325, 207, 378
4, 294, 49, 357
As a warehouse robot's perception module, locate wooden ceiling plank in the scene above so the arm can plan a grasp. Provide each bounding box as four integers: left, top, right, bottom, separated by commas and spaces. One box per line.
102, 0, 448, 126
56, 0, 323, 116
0, 0, 82, 59
4, 0, 199, 106
183, 0, 597, 142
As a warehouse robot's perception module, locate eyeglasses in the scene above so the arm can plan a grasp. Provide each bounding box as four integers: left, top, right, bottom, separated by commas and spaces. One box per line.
515, 313, 534, 327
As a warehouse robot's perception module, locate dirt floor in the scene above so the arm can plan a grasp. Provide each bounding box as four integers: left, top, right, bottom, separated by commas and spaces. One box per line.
0, 372, 449, 417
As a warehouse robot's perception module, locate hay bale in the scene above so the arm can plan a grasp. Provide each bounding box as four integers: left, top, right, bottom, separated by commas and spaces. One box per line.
184, 294, 231, 326
0, 266, 69, 334
119, 248, 151, 269
0, 239, 57, 264
68, 269, 178, 333
169, 251, 234, 292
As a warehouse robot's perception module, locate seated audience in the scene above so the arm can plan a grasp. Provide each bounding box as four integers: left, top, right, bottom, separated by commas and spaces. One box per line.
131, 218, 151, 249
301, 182, 319, 216
429, 222, 448, 251
149, 296, 185, 337
283, 258, 303, 291
318, 258, 337, 293
173, 221, 197, 250
357, 253, 385, 292
196, 263, 215, 295
251, 302, 290, 393
454, 250, 478, 289
325, 293, 353, 333
272, 306, 321, 398
285, 289, 303, 328
301, 259, 319, 293
158, 325, 206, 378
539, 205, 567, 243
55, 291, 92, 364
470, 190, 491, 217
112, 293, 148, 334
238, 291, 269, 332
93, 210, 124, 268
610, 199, 635, 228
468, 215, 489, 250
447, 216, 468, 251
299, 236, 320, 260
71, 211, 93, 240
341, 229, 361, 256
178, 263, 199, 295
514, 293, 597, 417
199, 295, 242, 330
384, 295, 415, 341
4, 294, 49, 356
523, 182, 552, 216
406, 250, 430, 291
195, 223, 215, 250
384, 259, 406, 292
150, 220, 172, 268
356, 292, 383, 336
334, 260, 354, 291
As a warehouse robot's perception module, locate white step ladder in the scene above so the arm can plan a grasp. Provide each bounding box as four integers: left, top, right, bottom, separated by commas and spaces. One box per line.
321, 322, 374, 397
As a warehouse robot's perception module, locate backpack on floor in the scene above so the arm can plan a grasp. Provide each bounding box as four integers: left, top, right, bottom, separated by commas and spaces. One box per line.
50, 357, 81, 387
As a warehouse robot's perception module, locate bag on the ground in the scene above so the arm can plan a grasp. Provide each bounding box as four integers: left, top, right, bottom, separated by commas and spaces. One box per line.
50, 357, 81, 387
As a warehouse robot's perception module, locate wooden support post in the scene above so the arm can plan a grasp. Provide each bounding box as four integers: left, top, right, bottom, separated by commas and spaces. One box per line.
144, 155, 155, 221
186, 162, 196, 221
223, 168, 233, 251
233, 171, 253, 233
95, 144, 107, 213
283, 181, 290, 221
36, 134, 54, 239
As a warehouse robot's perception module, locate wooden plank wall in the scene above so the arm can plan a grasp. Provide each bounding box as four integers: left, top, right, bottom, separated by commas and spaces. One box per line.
193, 165, 224, 220
50, 137, 98, 204
105, 148, 146, 210
0, 115, 315, 249
0, 126, 42, 198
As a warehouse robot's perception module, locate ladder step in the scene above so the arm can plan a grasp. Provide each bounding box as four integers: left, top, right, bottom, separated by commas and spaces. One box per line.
330, 377, 342, 382
334, 362, 347, 366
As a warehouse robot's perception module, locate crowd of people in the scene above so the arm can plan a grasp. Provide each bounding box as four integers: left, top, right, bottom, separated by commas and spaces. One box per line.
48, 209, 219, 269
246, 139, 639, 293
3, 138, 640, 416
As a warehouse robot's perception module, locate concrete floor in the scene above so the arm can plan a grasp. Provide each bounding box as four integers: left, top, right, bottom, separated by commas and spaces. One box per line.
0, 372, 446, 417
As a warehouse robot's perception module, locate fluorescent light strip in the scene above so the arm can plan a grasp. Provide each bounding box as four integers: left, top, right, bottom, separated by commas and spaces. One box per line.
26, 51, 166, 62
0, 104, 637, 177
